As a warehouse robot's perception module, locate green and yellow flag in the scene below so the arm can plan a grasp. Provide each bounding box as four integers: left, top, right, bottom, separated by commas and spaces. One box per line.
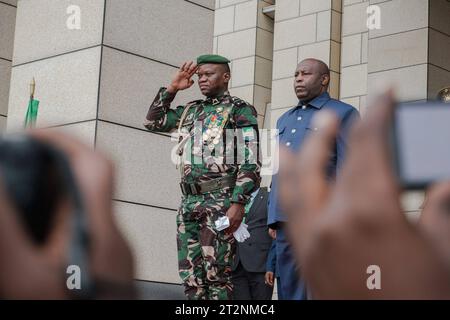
24, 77, 39, 128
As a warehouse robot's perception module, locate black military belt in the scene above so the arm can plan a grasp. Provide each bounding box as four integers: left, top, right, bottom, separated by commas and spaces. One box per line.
180, 176, 236, 196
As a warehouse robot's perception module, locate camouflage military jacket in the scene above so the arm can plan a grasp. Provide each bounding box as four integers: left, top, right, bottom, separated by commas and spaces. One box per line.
144, 87, 261, 204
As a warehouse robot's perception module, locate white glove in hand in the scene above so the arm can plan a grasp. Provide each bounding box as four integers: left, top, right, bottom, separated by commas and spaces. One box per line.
233, 223, 250, 243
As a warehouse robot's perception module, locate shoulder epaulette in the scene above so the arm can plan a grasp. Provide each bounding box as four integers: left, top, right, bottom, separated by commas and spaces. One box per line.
186, 99, 203, 107
231, 96, 250, 108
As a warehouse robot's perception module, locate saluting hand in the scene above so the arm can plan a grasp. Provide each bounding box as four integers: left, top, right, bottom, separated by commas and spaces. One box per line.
167, 61, 198, 93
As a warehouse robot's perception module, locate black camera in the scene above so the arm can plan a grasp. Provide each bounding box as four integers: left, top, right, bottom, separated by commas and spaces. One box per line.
0, 135, 95, 297
0, 136, 66, 245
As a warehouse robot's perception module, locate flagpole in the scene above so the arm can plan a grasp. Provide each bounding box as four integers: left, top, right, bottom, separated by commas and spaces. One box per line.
30, 77, 35, 100
25, 77, 39, 128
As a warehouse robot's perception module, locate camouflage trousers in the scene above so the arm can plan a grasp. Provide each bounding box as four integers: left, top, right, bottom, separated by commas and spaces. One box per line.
176, 188, 236, 300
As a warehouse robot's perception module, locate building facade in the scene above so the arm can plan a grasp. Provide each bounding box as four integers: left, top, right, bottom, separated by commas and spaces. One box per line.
0, 0, 449, 296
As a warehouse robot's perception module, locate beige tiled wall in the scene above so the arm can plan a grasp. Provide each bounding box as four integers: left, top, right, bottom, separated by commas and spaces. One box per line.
96, 121, 181, 211
367, 0, 429, 104
0, 0, 16, 135
340, 0, 368, 114
340, 0, 450, 112
0, 1, 16, 61
266, 0, 450, 215
113, 201, 180, 284
12, 0, 104, 65
214, 0, 274, 125
103, 0, 213, 68
0, 58, 12, 114
6, 0, 214, 286
271, 0, 343, 124
428, 0, 450, 100
43, 120, 97, 147
7, 46, 102, 131
0, 115, 6, 133
98, 46, 203, 131
6, 0, 104, 139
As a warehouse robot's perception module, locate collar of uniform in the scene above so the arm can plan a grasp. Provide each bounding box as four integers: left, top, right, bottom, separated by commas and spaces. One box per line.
205, 91, 231, 105
296, 91, 331, 110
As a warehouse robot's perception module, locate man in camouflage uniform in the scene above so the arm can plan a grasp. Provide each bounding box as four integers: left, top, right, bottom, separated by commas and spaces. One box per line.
144, 54, 261, 300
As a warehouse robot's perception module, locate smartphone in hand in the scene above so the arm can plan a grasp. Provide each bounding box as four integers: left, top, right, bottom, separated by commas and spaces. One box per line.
392, 102, 450, 189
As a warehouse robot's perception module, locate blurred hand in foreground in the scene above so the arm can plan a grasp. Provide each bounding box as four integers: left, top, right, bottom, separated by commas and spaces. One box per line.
279, 91, 450, 299
0, 130, 134, 299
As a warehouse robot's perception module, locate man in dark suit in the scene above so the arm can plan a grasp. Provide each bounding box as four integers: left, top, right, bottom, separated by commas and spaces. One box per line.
232, 187, 273, 300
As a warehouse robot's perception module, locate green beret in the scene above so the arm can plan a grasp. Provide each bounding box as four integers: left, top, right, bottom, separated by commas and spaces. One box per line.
197, 54, 230, 65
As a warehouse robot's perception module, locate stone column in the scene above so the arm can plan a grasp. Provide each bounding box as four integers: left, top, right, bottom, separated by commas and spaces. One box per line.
213, 0, 275, 128
345, 0, 450, 216
0, 0, 17, 134
339, 0, 369, 114
340, 0, 450, 114
367, 0, 450, 103
428, 0, 450, 100
367, 0, 430, 104
270, 0, 343, 128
